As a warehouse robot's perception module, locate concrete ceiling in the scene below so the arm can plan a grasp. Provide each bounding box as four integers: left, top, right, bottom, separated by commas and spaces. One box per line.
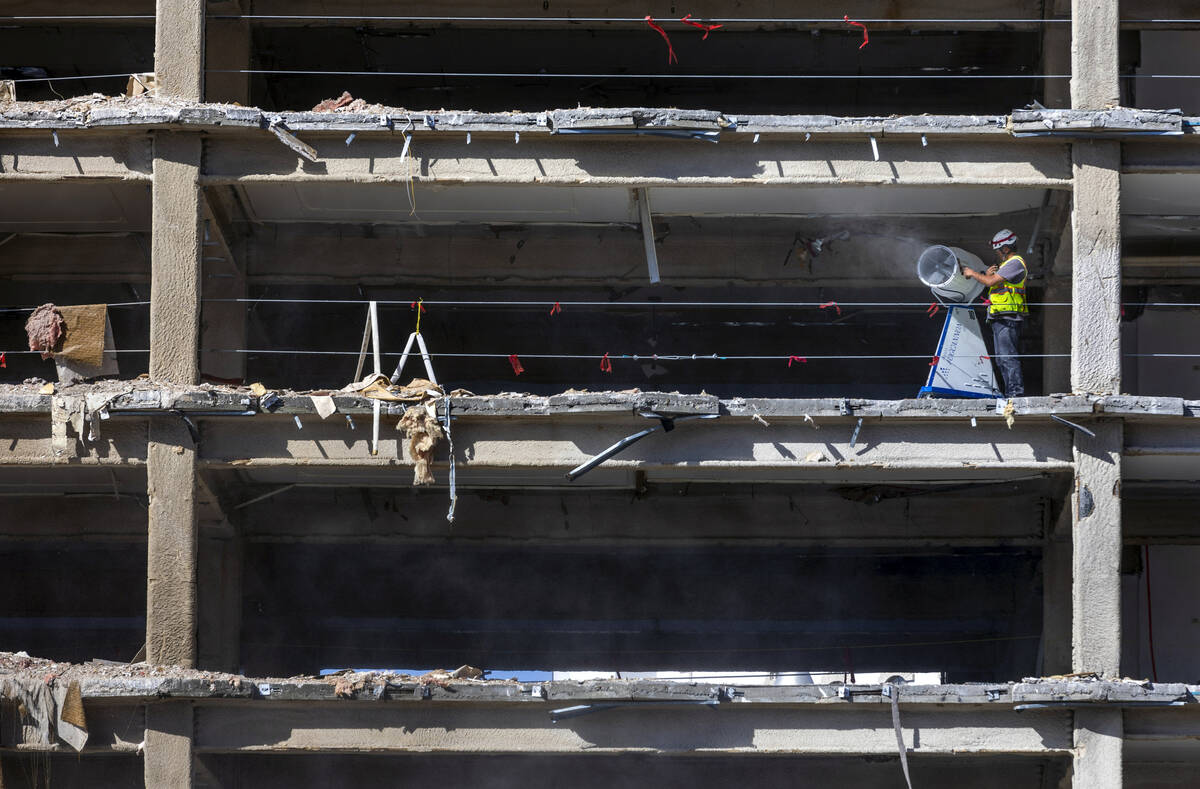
0, 183, 150, 232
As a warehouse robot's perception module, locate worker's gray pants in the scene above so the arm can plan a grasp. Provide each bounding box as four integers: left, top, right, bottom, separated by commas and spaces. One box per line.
990, 315, 1025, 397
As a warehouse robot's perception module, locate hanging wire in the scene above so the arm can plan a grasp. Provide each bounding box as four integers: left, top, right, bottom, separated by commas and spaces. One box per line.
0, 301, 150, 313
202, 297, 1196, 308
7, 14, 1200, 23
208, 68, 1069, 80
7, 73, 146, 83
208, 349, 1071, 360
208, 15, 1071, 23
11, 69, 1200, 84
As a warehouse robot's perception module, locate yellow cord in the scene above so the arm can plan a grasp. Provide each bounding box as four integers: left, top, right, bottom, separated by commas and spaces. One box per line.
415, 298, 424, 334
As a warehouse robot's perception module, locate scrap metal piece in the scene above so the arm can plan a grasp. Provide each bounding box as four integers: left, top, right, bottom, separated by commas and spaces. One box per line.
886, 684, 914, 789
849, 417, 864, 448
550, 700, 718, 722
1051, 414, 1097, 437
566, 412, 719, 481
443, 395, 457, 523
267, 117, 318, 162
636, 188, 661, 284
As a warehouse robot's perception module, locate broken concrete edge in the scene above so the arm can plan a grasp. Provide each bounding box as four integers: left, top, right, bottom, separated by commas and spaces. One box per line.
3, 661, 1195, 712
0, 97, 1183, 138
1010, 107, 1185, 135
5, 670, 1196, 706
2, 388, 1198, 419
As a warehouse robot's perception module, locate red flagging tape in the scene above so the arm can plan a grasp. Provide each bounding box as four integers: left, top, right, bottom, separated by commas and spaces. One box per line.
788, 355, 807, 367
680, 13, 723, 39
927, 303, 941, 318
0, 352, 5, 368
508, 354, 524, 375
549, 302, 562, 315
929, 356, 940, 366
600, 352, 612, 372
819, 301, 842, 317
645, 16, 679, 63
843, 14, 869, 49
410, 300, 426, 312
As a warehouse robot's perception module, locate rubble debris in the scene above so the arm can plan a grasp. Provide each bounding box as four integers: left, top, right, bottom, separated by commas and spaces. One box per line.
0, 80, 15, 103
346, 373, 441, 402
25, 303, 65, 359
450, 665, 483, 680
333, 674, 365, 698
311, 394, 337, 419
398, 400, 445, 485
125, 73, 156, 98
312, 91, 370, 112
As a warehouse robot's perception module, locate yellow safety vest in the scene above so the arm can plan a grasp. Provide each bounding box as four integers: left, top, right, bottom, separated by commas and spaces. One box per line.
988, 255, 1028, 316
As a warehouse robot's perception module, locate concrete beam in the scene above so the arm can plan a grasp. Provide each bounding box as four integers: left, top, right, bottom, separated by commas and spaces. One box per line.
0, 234, 150, 281
1072, 421, 1123, 677
196, 414, 1075, 481
0, 415, 149, 467
0, 133, 152, 182
146, 417, 199, 667
154, 0, 205, 101
201, 134, 1073, 187
151, 133, 203, 384
190, 703, 1072, 755
1073, 708, 1123, 789
1071, 141, 1122, 395
1122, 139, 1200, 174
1071, 0, 1120, 110
144, 701, 194, 788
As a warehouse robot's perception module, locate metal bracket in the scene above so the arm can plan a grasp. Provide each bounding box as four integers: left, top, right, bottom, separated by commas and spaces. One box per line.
837, 686, 885, 701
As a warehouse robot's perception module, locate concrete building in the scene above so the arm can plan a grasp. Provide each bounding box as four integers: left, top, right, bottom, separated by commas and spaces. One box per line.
1, 1, 1199, 786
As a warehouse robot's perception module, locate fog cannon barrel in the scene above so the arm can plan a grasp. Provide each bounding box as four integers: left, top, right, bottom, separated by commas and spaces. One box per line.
916, 245, 986, 304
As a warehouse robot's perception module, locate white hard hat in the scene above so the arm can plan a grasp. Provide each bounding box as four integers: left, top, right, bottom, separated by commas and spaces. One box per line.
991, 229, 1018, 250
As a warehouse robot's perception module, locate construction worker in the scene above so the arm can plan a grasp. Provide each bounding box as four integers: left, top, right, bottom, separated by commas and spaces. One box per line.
960, 229, 1027, 397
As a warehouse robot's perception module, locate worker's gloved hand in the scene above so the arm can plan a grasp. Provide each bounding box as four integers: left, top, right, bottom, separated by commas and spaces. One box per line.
986, 265, 999, 275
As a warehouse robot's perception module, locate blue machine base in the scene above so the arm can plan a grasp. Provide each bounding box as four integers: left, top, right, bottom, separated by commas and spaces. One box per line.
918, 385, 998, 399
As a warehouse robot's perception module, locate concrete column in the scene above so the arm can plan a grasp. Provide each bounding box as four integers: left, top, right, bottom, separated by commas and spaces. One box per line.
151, 133, 203, 385
1071, 141, 1122, 395
147, 418, 198, 667
1071, 0, 1120, 109
144, 701, 194, 788
1072, 421, 1123, 677
1073, 708, 1123, 788
155, 0, 205, 100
